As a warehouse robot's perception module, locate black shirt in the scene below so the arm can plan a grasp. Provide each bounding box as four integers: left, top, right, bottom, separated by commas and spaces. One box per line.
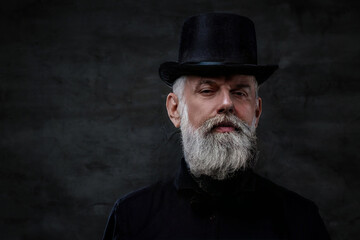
102, 159, 330, 239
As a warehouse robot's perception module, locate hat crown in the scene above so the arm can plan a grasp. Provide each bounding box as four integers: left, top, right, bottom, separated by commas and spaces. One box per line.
178, 13, 257, 64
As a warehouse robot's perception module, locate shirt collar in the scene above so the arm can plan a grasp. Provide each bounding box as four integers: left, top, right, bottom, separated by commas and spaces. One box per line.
174, 157, 257, 196
174, 157, 201, 192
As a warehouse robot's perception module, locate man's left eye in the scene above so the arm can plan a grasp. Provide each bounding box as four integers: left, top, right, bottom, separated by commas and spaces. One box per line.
234, 91, 246, 96
200, 89, 213, 94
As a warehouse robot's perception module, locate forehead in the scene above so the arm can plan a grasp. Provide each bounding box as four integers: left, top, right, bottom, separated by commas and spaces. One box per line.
186, 74, 256, 86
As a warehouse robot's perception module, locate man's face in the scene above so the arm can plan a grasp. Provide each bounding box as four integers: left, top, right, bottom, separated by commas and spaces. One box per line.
166, 74, 262, 180
181, 75, 261, 131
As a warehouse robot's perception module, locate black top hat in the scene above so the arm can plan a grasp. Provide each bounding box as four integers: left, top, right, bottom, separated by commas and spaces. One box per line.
159, 13, 278, 86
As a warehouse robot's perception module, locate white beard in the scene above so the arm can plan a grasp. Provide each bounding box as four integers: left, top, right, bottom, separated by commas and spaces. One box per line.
180, 104, 258, 180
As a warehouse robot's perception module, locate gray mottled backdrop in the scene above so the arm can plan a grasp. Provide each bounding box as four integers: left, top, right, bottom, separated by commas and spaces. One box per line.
1, 0, 359, 239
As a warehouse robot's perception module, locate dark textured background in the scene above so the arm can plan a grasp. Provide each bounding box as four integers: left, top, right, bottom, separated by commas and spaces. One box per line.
1, 0, 359, 239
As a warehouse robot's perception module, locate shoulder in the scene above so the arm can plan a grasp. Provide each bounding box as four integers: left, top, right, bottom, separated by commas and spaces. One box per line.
111, 179, 176, 221
102, 180, 175, 239
253, 174, 331, 239
116, 180, 175, 206
254, 172, 318, 211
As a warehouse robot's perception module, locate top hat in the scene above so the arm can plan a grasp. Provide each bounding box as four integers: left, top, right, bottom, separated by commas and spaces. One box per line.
159, 13, 278, 86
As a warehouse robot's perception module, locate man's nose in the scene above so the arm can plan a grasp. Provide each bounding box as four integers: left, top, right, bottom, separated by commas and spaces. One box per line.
217, 91, 234, 114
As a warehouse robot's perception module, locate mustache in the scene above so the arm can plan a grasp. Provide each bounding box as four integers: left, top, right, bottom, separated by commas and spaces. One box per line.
198, 114, 253, 136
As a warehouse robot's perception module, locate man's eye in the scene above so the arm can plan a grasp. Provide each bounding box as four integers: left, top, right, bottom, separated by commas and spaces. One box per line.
200, 89, 213, 94
234, 91, 246, 96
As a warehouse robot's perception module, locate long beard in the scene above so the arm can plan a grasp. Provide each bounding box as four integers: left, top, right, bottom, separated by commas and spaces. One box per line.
180, 105, 258, 180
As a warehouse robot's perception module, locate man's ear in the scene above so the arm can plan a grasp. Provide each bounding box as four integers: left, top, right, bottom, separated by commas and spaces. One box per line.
254, 97, 262, 128
166, 93, 181, 128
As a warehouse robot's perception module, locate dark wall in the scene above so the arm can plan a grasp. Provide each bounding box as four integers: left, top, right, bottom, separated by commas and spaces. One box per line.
1, 0, 359, 239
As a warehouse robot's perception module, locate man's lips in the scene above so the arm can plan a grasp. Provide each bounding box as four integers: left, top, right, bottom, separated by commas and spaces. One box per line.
212, 122, 237, 133
214, 126, 235, 133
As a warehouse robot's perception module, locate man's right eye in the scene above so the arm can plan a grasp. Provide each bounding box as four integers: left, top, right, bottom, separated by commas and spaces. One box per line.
200, 89, 214, 94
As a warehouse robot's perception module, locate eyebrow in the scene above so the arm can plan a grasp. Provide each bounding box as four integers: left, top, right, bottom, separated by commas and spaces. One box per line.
233, 83, 251, 90
198, 79, 217, 85
195, 79, 252, 91
194, 79, 217, 90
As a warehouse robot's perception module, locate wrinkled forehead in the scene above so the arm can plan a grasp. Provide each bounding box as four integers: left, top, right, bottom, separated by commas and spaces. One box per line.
185, 75, 257, 88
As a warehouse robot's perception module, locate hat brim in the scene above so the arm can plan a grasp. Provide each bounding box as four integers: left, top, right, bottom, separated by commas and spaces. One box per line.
159, 62, 278, 87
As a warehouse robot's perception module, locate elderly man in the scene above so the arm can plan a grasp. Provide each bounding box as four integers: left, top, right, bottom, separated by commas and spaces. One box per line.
102, 13, 330, 240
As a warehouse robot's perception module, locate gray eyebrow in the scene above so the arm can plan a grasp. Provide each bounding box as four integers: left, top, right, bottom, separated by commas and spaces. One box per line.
233, 84, 251, 89
198, 79, 217, 85
195, 80, 252, 91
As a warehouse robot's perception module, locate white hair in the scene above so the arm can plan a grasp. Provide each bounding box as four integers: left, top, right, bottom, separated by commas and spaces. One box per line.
172, 76, 187, 115
172, 76, 187, 99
